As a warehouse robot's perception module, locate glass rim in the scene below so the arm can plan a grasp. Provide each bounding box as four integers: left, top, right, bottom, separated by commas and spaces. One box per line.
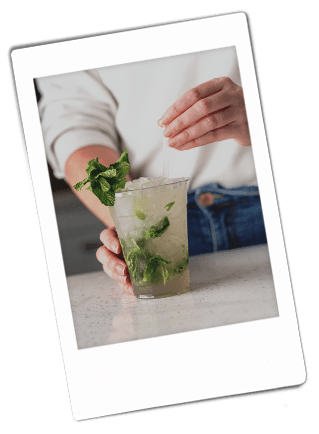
115, 177, 190, 195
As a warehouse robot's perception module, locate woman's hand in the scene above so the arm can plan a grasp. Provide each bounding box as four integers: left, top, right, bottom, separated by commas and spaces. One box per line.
96, 227, 135, 296
158, 77, 251, 149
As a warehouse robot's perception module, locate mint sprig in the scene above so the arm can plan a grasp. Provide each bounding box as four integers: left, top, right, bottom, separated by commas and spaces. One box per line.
73, 149, 130, 206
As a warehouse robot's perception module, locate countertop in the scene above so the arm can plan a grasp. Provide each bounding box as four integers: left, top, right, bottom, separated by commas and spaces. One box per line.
67, 244, 279, 350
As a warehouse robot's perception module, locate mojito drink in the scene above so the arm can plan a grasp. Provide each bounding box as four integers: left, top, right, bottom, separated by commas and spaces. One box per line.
109, 177, 190, 299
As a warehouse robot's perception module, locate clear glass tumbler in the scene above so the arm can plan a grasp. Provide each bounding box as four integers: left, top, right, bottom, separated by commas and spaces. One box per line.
109, 178, 190, 299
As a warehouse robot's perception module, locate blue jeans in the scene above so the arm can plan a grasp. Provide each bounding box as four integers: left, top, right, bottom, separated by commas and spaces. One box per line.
187, 183, 267, 256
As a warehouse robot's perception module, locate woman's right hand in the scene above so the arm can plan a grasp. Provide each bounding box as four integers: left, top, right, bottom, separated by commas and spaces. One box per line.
96, 227, 135, 296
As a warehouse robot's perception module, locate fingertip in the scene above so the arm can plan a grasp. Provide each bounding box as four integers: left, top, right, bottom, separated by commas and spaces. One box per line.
109, 241, 119, 254
95, 248, 100, 262
118, 282, 135, 296
99, 228, 108, 244
163, 127, 174, 138
124, 282, 135, 296
110, 226, 118, 236
159, 116, 170, 128
128, 287, 135, 296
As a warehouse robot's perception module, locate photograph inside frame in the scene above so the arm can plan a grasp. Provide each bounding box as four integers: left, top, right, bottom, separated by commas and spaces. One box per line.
34, 45, 279, 349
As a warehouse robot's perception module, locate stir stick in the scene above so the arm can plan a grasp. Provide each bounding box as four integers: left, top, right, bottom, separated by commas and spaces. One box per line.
162, 129, 169, 178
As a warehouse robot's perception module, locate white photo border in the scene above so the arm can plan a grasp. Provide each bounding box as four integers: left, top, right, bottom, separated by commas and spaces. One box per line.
11, 13, 306, 420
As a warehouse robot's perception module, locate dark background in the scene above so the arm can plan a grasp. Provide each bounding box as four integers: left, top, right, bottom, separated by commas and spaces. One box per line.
35, 80, 104, 276
0, 0, 319, 434
34, 80, 70, 194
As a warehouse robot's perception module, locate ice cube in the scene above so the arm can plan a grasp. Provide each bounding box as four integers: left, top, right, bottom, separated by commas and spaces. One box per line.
120, 176, 188, 192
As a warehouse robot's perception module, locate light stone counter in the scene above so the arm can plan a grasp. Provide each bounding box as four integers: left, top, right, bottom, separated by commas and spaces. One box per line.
67, 244, 279, 350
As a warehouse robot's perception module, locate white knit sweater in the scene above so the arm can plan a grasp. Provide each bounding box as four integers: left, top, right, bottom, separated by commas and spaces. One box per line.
37, 46, 257, 190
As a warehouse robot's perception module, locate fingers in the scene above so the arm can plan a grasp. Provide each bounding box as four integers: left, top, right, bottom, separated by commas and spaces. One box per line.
97, 246, 135, 295
97, 245, 128, 277
173, 123, 238, 151
100, 227, 121, 255
98, 227, 136, 296
163, 90, 230, 139
167, 105, 237, 149
158, 77, 227, 127
163, 84, 236, 138
102, 262, 131, 285
118, 281, 135, 296
158, 77, 249, 148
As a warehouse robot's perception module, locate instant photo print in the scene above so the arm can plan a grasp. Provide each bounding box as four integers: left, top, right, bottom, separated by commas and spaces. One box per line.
11, 13, 305, 420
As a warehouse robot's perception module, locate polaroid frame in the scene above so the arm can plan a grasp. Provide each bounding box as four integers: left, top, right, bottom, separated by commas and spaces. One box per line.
11, 13, 305, 420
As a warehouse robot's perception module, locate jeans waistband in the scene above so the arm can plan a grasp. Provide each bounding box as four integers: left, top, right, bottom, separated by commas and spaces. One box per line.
187, 183, 261, 253
187, 182, 260, 206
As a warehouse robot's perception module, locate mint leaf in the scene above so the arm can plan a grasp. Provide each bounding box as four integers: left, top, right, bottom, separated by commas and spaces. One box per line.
72, 149, 130, 207
85, 158, 107, 176
108, 149, 130, 181
112, 162, 130, 181
90, 179, 115, 206
174, 264, 185, 275
145, 217, 170, 239
111, 178, 127, 192
131, 238, 147, 249
96, 168, 117, 180
98, 177, 111, 192
113, 148, 129, 165
174, 251, 189, 275
143, 255, 170, 283
164, 201, 175, 211
126, 247, 151, 282
103, 191, 115, 206
134, 209, 146, 220
160, 263, 169, 285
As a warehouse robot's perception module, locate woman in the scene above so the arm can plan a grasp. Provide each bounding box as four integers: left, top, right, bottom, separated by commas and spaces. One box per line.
37, 46, 266, 296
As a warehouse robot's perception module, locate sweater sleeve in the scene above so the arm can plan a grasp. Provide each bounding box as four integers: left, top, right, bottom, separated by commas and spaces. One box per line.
37, 69, 120, 179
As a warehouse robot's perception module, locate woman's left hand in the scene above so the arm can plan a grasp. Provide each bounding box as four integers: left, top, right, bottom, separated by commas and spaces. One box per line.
158, 77, 251, 149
